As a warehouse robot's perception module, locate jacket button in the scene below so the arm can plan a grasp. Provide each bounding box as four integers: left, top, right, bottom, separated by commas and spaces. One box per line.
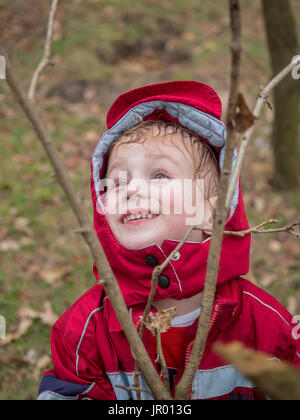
145, 255, 159, 267
158, 275, 170, 289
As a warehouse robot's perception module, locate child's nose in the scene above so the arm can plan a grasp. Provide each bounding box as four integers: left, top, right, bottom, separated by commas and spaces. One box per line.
126, 178, 149, 200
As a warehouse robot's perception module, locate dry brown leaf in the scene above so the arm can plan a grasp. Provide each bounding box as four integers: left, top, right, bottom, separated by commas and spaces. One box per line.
260, 273, 276, 288
32, 354, 52, 380
0, 239, 21, 252
1, 318, 33, 346
40, 265, 72, 284
268, 240, 282, 253
84, 130, 98, 142
0, 225, 8, 240
39, 302, 58, 325
18, 302, 58, 326
144, 307, 176, 336
234, 93, 256, 133
0, 302, 58, 346
214, 341, 300, 400
13, 217, 33, 236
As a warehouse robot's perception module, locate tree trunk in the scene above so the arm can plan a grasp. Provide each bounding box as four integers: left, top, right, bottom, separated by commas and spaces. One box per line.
262, 0, 300, 189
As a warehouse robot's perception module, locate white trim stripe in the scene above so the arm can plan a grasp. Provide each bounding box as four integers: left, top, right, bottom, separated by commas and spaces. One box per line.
242, 291, 290, 327
107, 372, 154, 400
107, 366, 255, 400
75, 304, 105, 376
191, 365, 254, 399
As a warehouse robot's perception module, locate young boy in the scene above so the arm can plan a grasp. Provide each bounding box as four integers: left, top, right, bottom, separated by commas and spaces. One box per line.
38, 81, 300, 400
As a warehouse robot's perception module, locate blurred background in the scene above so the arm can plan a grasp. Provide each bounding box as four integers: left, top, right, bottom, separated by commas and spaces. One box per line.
0, 0, 299, 399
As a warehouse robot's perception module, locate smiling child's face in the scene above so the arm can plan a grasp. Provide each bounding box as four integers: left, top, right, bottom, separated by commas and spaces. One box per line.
102, 127, 218, 250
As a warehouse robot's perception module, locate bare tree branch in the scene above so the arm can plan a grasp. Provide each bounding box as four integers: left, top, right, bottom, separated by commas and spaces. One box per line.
174, 0, 242, 399
133, 266, 160, 400
226, 0, 242, 127
174, 2, 300, 400
28, 0, 59, 102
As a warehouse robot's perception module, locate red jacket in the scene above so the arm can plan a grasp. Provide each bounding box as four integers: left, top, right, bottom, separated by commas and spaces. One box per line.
38, 81, 300, 400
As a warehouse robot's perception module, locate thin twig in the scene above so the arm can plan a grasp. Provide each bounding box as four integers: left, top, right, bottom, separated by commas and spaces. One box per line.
115, 384, 154, 397
133, 265, 165, 399
155, 330, 170, 392
28, 0, 59, 101
159, 226, 195, 273
194, 219, 300, 238
225, 54, 300, 209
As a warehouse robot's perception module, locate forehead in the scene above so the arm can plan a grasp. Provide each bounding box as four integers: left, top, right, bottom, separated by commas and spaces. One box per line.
108, 131, 193, 161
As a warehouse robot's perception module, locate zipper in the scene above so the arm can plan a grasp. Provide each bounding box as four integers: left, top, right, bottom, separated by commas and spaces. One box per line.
184, 302, 222, 368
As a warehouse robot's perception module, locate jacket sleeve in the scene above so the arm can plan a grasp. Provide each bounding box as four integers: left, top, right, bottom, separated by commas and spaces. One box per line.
38, 321, 116, 400
270, 308, 300, 369
241, 280, 300, 370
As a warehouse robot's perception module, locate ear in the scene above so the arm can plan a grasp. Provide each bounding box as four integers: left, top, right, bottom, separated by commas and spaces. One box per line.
202, 195, 218, 236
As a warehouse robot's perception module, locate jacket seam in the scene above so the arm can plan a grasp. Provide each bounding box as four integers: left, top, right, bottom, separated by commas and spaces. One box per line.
242, 291, 290, 327
75, 302, 106, 376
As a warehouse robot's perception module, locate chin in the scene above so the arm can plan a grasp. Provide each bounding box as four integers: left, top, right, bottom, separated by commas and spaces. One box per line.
120, 237, 164, 250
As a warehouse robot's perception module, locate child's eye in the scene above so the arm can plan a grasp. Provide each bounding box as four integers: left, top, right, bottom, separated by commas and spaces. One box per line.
117, 180, 128, 187
152, 170, 169, 180
103, 180, 127, 193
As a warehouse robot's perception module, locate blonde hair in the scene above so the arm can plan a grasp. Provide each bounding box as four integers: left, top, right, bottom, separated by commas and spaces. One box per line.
107, 120, 220, 205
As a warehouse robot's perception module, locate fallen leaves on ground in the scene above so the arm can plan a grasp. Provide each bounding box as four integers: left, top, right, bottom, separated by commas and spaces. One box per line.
1, 302, 58, 346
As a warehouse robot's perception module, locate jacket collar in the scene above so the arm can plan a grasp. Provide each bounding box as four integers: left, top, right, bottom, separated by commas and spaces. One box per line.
104, 277, 242, 334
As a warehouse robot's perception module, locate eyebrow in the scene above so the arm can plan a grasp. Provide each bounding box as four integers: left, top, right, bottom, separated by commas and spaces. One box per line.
106, 154, 180, 176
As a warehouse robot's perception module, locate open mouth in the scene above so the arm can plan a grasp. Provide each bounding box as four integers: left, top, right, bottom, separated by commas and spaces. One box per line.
122, 213, 160, 224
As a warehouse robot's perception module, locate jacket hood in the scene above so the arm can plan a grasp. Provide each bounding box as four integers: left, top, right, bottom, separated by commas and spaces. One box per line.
90, 81, 250, 308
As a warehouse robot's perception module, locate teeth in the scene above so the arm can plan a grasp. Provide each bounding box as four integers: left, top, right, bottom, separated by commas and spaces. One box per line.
123, 213, 158, 223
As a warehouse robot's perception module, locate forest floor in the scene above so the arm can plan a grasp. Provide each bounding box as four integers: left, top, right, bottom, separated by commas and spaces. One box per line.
0, 0, 299, 399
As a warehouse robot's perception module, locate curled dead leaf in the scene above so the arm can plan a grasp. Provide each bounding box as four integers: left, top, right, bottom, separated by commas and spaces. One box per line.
143, 307, 176, 336
214, 341, 300, 400
234, 93, 256, 133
